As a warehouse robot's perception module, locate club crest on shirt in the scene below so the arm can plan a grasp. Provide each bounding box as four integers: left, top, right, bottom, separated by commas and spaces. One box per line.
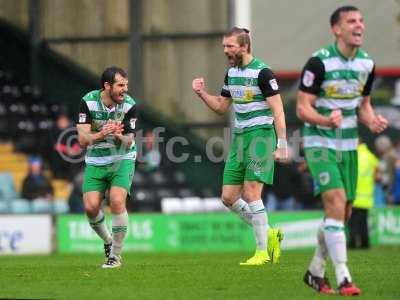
79, 113, 86, 123
130, 118, 137, 129
269, 79, 279, 91
319, 172, 330, 186
302, 70, 315, 87
115, 111, 124, 121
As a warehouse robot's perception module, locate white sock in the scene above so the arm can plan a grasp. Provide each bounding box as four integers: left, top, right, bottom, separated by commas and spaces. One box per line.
88, 210, 112, 244
111, 211, 129, 257
323, 218, 352, 285
230, 198, 252, 225
249, 200, 268, 250
308, 222, 328, 278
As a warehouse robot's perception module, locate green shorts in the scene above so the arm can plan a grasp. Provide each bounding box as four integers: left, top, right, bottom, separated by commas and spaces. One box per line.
304, 148, 358, 202
82, 159, 135, 194
223, 128, 276, 185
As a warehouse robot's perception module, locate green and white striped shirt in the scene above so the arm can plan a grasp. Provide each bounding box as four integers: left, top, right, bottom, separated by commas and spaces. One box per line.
78, 90, 137, 165
221, 57, 280, 133
299, 44, 375, 151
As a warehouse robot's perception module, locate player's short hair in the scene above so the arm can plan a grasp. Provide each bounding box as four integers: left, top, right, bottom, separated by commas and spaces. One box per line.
330, 6, 360, 27
101, 66, 128, 89
224, 26, 251, 53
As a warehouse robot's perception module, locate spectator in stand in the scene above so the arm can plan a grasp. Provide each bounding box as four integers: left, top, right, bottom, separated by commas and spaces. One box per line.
138, 129, 161, 173
391, 157, 400, 205
348, 142, 380, 249
21, 157, 54, 201
50, 114, 82, 179
68, 169, 85, 213
374, 135, 397, 205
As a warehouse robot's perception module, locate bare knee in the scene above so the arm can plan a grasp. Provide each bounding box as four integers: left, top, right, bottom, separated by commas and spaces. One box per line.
242, 181, 263, 202
84, 201, 100, 218
109, 187, 127, 214
323, 190, 346, 220
221, 191, 239, 207
83, 192, 102, 218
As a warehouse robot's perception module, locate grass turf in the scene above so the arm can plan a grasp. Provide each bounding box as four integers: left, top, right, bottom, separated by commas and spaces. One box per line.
0, 246, 399, 300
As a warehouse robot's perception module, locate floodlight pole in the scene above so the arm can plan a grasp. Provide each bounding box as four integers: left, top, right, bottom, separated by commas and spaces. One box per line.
227, 0, 252, 130
129, 0, 143, 102
29, 0, 41, 95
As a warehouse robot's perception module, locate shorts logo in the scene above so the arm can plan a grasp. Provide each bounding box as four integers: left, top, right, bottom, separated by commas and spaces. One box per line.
79, 113, 86, 123
302, 70, 315, 87
269, 79, 279, 91
319, 172, 330, 186
130, 118, 137, 129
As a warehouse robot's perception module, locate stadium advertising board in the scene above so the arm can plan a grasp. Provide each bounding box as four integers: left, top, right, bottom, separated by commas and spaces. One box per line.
370, 208, 400, 245
0, 215, 52, 255
57, 212, 324, 253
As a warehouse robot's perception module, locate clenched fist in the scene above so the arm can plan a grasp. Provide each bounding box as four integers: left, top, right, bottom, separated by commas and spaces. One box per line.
192, 77, 206, 95
329, 109, 343, 128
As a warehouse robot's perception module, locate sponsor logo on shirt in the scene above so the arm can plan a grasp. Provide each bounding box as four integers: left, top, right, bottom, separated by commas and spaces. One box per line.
269, 79, 279, 91
79, 113, 86, 123
302, 70, 315, 87
325, 82, 361, 98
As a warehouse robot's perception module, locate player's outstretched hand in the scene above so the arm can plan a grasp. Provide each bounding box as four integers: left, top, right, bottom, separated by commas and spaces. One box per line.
369, 114, 388, 133
192, 77, 205, 95
329, 109, 342, 128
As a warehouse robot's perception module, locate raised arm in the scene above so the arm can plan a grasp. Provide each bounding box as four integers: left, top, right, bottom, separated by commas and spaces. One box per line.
192, 77, 232, 114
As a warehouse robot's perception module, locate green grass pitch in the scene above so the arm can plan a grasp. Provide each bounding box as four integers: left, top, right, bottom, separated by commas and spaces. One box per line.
1, 246, 399, 299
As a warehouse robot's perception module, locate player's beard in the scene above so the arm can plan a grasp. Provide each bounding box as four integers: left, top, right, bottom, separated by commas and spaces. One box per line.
227, 52, 243, 67
110, 88, 125, 104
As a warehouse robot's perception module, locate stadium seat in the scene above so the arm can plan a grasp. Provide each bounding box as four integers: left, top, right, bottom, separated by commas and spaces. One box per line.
132, 171, 146, 186
177, 188, 196, 198
199, 188, 217, 198
53, 200, 70, 214
149, 170, 168, 186
0, 172, 18, 200
173, 170, 186, 184
203, 197, 228, 212
181, 197, 204, 213
31, 198, 52, 214
0, 200, 9, 213
9, 198, 31, 214
133, 188, 156, 202
161, 197, 183, 214
156, 188, 176, 199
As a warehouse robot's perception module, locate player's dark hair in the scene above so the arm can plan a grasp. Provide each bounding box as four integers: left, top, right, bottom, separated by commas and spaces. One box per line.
224, 26, 251, 53
330, 6, 359, 27
100, 66, 128, 89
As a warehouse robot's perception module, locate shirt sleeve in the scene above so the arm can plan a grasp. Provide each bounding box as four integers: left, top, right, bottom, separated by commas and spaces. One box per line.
77, 101, 92, 124
362, 65, 375, 96
298, 56, 325, 95
258, 68, 280, 98
122, 105, 137, 134
220, 72, 231, 98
